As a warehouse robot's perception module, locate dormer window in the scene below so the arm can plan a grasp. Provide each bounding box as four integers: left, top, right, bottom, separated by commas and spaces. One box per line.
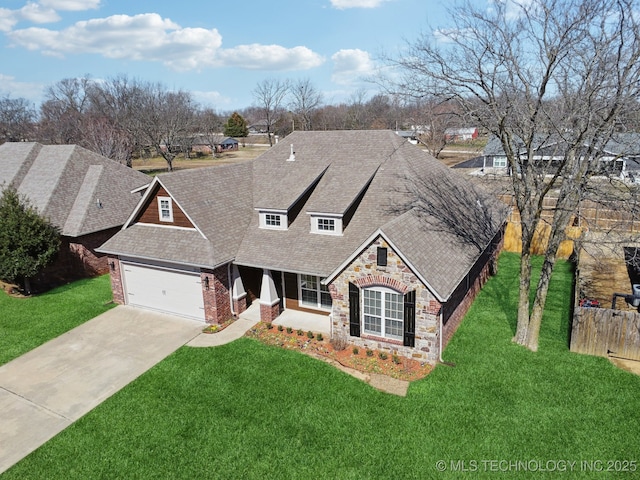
266, 214, 281, 227
317, 218, 335, 232
259, 210, 287, 230
309, 214, 342, 235
158, 196, 173, 222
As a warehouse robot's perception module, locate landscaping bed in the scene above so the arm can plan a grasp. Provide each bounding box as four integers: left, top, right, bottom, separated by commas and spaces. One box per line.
246, 322, 432, 381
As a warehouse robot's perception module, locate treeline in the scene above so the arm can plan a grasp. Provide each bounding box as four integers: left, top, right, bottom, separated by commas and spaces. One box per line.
0, 74, 469, 169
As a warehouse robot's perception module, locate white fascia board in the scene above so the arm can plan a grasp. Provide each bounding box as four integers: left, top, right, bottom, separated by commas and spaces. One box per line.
122, 176, 161, 229
306, 212, 343, 218
322, 228, 448, 303
131, 183, 151, 194
255, 208, 288, 214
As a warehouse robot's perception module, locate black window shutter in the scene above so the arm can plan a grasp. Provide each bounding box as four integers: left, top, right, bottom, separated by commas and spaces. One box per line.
349, 282, 360, 337
403, 290, 416, 347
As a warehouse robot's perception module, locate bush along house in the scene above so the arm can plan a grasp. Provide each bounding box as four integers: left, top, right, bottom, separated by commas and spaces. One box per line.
0, 142, 149, 291
98, 130, 505, 363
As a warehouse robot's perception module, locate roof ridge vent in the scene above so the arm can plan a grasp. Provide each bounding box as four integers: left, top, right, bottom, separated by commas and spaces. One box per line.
287, 144, 295, 162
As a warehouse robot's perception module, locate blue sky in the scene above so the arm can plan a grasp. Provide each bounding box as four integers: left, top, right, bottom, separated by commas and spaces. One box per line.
0, 0, 455, 111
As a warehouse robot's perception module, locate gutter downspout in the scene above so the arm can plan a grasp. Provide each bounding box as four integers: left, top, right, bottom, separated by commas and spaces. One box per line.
228, 262, 236, 317
439, 310, 444, 363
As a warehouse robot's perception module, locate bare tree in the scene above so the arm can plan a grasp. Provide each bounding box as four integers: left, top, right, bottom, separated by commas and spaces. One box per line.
195, 108, 225, 156
90, 76, 197, 171
391, 0, 640, 351
0, 96, 35, 143
136, 86, 197, 171
396, 165, 508, 253
408, 97, 461, 158
289, 78, 323, 131
39, 76, 93, 144
80, 115, 133, 166
252, 78, 290, 146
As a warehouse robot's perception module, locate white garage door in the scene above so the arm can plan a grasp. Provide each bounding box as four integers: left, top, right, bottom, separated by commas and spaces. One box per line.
122, 262, 205, 321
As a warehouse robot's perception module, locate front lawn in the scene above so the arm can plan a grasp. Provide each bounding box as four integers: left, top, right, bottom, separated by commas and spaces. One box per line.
5, 253, 640, 478
0, 275, 114, 365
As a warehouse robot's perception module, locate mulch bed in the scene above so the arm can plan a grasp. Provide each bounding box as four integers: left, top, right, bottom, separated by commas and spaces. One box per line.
245, 322, 432, 382
0, 280, 26, 298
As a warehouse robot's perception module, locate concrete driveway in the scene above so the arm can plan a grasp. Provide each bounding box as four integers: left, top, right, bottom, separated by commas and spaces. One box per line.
0, 305, 203, 474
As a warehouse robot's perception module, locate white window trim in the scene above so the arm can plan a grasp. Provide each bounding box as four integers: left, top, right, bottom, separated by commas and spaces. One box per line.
309, 213, 343, 235
158, 196, 174, 223
362, 286, 404, 341
298, 274, 332, 311
258, 210, 288, 230
493, 156, 507, 168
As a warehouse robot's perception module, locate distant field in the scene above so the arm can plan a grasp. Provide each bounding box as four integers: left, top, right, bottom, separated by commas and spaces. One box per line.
132, 145, 270, 173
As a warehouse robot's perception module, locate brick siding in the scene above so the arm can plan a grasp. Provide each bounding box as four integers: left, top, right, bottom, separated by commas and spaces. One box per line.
202, 265, 233, 324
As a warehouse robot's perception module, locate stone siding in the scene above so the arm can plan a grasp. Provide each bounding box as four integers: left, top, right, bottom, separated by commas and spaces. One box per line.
330, 236, 440, 363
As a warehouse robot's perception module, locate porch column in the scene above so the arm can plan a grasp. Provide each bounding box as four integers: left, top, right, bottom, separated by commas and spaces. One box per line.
231, 264, 248, 314
259, 269, 281, 323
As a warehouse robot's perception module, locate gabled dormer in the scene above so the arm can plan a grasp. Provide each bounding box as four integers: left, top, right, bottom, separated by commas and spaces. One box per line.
308, 213, 343, 236
258, 209, 288, 230
125, 177, 198, 232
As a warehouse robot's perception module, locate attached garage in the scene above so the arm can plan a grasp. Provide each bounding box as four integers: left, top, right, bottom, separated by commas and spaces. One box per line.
121, 261, 205, 321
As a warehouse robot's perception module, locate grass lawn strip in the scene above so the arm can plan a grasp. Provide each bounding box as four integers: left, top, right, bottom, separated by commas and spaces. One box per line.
0, 275, 115, 366
5, 252, 640, 479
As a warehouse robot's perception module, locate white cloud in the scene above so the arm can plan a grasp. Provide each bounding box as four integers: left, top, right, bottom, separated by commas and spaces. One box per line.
7, 13, 324, 72
218, 44, 324, 70
20, 3, 60, 24
331, 49, 375, 84
193, 90, 231, 108
0, 8, 18, 32
330, 0, 391, 9
39, 0, 101, 11
0, 73, 44, 101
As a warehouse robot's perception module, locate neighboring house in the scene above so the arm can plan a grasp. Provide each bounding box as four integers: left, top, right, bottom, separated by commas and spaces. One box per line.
248, 121, 271, 134
215, 137, 239, 153
445, 127, 479, 142
0, 142, 149, 290
483, 134, 640, 177
395, 130, 419, 145
98, 131, 505, 363
191, 135, 214, 156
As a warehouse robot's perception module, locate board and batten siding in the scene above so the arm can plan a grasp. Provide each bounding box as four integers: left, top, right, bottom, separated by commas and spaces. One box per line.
135, 186, 194, 228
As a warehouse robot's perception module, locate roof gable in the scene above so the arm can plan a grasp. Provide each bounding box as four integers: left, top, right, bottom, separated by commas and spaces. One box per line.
0, 142, 148, 237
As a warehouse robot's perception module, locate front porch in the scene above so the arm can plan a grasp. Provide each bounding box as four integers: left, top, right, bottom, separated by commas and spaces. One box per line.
239, 303, 331, 336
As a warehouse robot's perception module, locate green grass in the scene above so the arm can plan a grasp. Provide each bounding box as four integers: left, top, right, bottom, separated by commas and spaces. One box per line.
5, 253, 640, 479
0, 275, 114, 365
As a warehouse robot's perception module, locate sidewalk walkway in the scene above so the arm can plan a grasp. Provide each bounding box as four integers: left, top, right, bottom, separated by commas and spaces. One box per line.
0, 306, 204, 474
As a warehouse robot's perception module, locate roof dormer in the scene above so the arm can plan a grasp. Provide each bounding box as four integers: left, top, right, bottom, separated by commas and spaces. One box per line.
258, 209, 288, 230
309, 213, 343, 236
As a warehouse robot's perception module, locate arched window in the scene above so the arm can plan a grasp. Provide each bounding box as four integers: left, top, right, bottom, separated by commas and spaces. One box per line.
362, 286, 403, 340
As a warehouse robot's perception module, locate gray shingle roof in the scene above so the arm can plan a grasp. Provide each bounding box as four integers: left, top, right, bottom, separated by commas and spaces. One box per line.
483, 133, 640, 157
98, 224, 217, 268
234, 130, 505, 300
0, 142, 149, 237
101, 130, 505, 301
99, 162, 254, 268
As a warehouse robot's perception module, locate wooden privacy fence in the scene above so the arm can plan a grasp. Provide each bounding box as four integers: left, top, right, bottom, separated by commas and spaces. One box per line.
570, 307, 640, 361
